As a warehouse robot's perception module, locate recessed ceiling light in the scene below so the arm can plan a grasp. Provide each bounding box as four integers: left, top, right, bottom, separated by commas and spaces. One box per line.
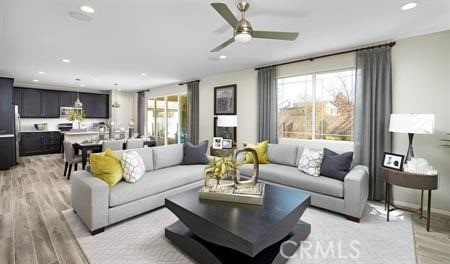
219, 55, 227, 59
33, 79, 39, 82
80, 5, 95, 14
141, 73, 148, 76
94, 78, 99, 81
80, 84, 86, 87
401, 2, 418, 10
38, 71, 45, 75
61, 58, 71, 63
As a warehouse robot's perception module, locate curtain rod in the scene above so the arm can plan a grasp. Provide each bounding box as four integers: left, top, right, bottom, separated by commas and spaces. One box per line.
254, 41, 396, 71
178, 80, 200, 86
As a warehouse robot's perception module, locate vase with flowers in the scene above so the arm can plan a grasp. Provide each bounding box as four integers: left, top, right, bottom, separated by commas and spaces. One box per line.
204, 156, 240, 192
67, 109, 85, 130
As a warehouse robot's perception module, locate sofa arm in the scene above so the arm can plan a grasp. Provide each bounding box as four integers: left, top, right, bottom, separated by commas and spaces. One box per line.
344, 165, 369, 220
71, 170, 109, 232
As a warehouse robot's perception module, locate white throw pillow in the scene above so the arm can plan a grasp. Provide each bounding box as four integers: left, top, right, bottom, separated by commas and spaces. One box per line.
298, 147, 324, 177
121, 150, 145, 183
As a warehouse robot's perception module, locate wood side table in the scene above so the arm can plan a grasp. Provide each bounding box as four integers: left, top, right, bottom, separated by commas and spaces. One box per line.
210, 147, 235, 157
380, 167, 438, 231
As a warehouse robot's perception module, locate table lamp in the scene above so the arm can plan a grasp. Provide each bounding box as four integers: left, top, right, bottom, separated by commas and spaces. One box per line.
389, 114, 435, 162
217, 115, 237, 140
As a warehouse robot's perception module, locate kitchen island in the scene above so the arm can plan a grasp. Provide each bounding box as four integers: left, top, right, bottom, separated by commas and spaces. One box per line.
61, 130, 109, 143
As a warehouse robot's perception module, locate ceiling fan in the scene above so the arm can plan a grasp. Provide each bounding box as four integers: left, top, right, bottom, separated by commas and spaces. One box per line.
210, 1, 299, 52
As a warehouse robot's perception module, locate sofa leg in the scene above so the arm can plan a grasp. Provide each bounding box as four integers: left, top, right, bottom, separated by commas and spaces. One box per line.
90, 228, 105, 235
345, 215, 360, 223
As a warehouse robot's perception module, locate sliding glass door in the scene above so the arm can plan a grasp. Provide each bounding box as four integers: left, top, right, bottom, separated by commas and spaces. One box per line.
147, 94, 187, 146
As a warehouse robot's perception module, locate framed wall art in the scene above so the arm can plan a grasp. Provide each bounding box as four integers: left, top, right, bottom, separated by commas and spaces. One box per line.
214, 84, 236, 115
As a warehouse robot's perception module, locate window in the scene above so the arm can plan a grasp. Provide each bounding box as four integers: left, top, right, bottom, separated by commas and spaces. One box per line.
277, 69, 355, 141
147, 94, 188, 146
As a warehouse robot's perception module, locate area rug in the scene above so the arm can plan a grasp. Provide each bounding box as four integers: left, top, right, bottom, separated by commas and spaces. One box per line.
63, 203, 416, 264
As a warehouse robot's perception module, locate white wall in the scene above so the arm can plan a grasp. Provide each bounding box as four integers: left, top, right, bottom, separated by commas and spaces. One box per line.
110, 90, 138, 129
391, 30, 450, 214
147, 30, 450, 214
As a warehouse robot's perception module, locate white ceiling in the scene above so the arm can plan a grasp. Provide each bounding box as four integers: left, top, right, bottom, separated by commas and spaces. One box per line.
0, 0, 449, 91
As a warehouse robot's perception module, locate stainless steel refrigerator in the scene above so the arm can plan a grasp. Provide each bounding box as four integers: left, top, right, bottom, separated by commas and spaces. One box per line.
14, 105, 21, 163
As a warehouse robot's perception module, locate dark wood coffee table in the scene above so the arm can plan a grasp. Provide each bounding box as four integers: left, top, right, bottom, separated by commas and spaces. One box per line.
165, 184, 311, 264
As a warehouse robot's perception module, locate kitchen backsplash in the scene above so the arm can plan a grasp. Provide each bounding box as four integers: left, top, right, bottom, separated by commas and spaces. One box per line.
20, 118, 108, 131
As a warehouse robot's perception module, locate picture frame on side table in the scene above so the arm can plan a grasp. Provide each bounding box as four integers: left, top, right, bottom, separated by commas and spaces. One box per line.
214, 84, 236, 115
222, 139, 233, 149
212, 137, 223, 149
382, 152, 404, 171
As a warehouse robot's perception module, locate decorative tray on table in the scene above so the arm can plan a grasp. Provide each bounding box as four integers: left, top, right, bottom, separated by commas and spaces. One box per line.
199, 180, 265, 205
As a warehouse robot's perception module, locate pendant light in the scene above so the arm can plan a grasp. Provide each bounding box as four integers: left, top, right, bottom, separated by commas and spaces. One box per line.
74, 78, 83, 108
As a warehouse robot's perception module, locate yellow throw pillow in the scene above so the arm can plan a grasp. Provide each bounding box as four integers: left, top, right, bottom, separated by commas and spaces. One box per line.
89, 149, 123, 188
244, 140, 270, 164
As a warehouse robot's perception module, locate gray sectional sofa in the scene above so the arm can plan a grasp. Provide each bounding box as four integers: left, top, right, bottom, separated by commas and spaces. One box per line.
237, 144, 369, 222
71, 143, 369, 235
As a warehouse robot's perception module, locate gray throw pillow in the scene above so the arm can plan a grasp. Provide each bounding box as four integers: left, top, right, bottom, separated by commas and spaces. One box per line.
180, 141, 209, 165
320, 148, 353, 181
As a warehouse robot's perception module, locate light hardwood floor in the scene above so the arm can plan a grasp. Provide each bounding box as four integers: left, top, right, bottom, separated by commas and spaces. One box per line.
0, 154, 449, 264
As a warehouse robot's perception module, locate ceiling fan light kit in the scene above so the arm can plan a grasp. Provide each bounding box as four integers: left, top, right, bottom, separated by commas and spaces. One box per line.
210, 1, 299, 52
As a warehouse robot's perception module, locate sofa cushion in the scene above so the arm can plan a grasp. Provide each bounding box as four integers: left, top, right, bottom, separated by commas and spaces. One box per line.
239, 163, 344, 198
267, 144, 298, 166
295, 146, 305, 167
115, 147, 154, 172
320, 148, 353, 181
121, 150, 146, 183
109, 165, 204, 207
297, 148, 324, 177
89, 149, 123, 188
152, 144, 184, 170
180, 141, 209, 165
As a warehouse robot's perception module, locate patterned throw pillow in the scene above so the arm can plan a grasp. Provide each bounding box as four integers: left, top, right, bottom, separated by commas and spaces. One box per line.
297, 148, 324, 177
121, 151, 145, 183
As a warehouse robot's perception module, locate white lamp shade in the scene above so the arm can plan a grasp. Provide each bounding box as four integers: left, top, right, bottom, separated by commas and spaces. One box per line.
217, 115, 238, 127
389, 114, 435, 134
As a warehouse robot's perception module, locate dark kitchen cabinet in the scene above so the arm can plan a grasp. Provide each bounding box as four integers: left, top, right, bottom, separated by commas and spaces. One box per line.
12, 87, 22, 115
15, 87, 109, 119
0, 78, 14, 135
79, 93, 109, 118
60, 91, 78, 107
43, 90, 60, 117
21, 88, 43, 117
20, 132, 61, 156
20, 132, 43, 156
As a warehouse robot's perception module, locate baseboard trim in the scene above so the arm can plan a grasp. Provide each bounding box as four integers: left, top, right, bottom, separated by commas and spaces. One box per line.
392, 200, 450, 216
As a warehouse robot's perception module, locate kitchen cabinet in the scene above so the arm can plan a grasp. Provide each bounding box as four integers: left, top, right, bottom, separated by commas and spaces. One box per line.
14, 87, 109, 119
60, 91, 78, 107
21, 88, 43, 117
20, 131, 61, 156
0, 78, 14, 135
80, 93, 109, 118
43, 90, 60, 117
12, 87, 22, 115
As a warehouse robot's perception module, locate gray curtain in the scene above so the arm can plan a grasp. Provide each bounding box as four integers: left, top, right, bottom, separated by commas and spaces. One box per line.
257, 67, 278, 143
137, 91, 146, 137
187, 81, 200, 145
354, 47, 392, 201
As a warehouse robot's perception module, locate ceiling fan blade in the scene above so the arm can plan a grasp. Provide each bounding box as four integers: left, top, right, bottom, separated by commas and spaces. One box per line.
211, 2, 238, 28
210, 38, 235, 52
253, 31, 299, 41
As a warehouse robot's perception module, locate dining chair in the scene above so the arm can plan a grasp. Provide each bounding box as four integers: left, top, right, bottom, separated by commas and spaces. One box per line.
102, 140, 124, 151
63, 141, 82, 180
126, 138, 145, 149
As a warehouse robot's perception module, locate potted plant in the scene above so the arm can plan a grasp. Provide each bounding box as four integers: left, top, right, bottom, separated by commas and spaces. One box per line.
204, 156, 240, 192
67, 109, 85, 130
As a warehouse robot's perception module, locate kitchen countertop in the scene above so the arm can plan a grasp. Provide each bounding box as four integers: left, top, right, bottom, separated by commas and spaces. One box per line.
21, 130, 60, 133
61, 130, 109, 135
